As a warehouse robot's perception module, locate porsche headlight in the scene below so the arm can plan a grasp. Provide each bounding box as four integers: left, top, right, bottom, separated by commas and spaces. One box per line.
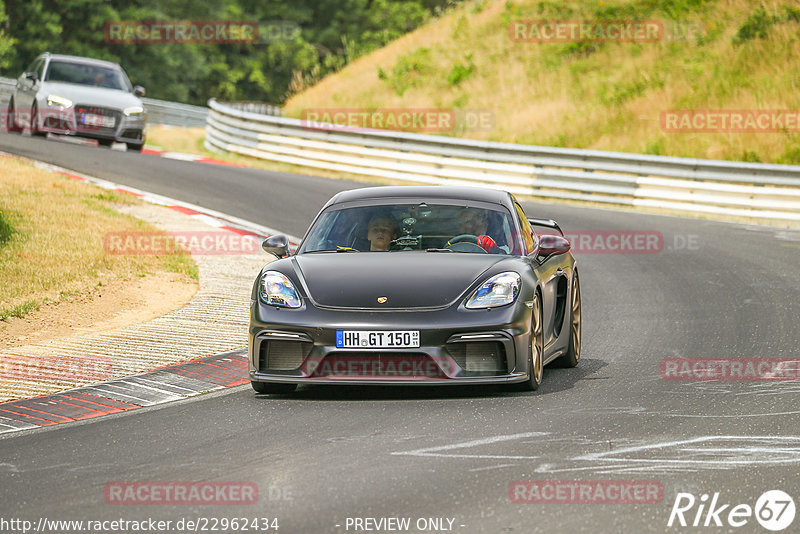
123, 106, 144, 116
465, 272, 520, 309
46, 95, 73, 108
259, 271, 301, 308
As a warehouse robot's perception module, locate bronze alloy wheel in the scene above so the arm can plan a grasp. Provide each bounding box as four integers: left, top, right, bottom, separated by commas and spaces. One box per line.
513, 292, 543, 391
571, 271, 581, 362
556, 270, 581, 368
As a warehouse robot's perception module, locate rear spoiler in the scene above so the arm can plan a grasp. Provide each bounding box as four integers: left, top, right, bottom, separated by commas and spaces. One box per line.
528, 217, 564, 236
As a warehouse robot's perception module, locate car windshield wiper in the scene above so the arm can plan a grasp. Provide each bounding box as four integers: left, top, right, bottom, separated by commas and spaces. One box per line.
426, 248, 454, 253
304, 248, 360, 253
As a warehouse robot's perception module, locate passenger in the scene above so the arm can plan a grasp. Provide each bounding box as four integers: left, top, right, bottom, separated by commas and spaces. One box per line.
366, 213, 399, 251
458, 208, 499, 253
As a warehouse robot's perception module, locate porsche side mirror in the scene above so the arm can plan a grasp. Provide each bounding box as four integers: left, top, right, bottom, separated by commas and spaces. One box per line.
133, 85, 146, 97
262, 234, 289, 258
539, 235, 571, 256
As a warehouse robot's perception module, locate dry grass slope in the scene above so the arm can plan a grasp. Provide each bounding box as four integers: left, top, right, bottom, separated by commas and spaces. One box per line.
284, 0, 800, 164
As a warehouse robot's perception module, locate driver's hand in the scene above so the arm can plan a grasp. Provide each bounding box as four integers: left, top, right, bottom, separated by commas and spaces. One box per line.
477, 234, 498, 252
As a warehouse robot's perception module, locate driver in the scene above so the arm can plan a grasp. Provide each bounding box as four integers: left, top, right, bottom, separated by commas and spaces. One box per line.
366, 213, 399, 251
93, 72, 107, 87
458, 208, 499, 253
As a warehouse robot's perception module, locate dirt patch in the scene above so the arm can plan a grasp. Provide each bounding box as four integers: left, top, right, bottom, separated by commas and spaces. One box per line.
0, 271, 197, 348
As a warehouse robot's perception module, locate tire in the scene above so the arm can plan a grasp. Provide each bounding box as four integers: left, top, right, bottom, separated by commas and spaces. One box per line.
97, 139, 113, 147
555, 270, 581, 368
6, 98, 22, 133
126, 142, 144, 152
251, 381, 297, 394
511, 291, 544, 391
30, 103, 46, 137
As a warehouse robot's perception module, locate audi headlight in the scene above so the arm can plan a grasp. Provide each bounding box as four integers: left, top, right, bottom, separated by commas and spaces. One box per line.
46, 95, 73, 108
123, 106, 144, 116
465, 272, 520, 309
259, 271, 301, 308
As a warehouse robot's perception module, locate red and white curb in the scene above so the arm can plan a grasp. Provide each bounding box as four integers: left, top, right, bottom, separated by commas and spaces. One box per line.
142, 145, 247, 167
0, 350, 250, 434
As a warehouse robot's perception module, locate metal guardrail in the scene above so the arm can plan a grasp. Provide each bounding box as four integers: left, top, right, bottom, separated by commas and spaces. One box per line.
0, 76, 208, 127
140, 97, 207, 127
205, 98, 800, 222
222, 101, 282, 117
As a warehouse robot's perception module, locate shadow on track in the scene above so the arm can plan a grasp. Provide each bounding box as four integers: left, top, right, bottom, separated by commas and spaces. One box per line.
252, 358, 607, 402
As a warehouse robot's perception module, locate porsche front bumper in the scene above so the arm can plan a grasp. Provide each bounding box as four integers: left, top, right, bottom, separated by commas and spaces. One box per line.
248, 300, 533, 386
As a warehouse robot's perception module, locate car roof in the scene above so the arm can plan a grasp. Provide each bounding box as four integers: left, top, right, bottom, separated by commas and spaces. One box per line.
40, 53, 122, 70
328, 186, 514, 207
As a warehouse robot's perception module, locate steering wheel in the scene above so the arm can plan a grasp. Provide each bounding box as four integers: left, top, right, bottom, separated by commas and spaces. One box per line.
445, 234, 487, 253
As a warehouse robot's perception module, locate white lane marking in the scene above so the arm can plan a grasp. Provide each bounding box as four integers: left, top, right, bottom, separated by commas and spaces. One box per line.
575, 436, 800, 465
658, 410, 800, 418
391, 432, 548, 459
468, 463, 518, 472
535, 463, 699, 474
534, 463, 628, 474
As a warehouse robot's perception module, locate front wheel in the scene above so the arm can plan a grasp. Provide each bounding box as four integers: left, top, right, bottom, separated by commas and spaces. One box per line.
511, 292, 543, 391
126, 142, 143, 152
30, 103, 47, 137
555, 270, 581, 368
251, 381, 297, 394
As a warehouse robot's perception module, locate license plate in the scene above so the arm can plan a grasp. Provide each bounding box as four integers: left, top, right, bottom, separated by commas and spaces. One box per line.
336, 330, 420, 348
82, 113, 115, 128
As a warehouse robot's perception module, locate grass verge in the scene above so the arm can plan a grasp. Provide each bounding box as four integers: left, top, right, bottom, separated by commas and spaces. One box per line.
0, 155, 198, 322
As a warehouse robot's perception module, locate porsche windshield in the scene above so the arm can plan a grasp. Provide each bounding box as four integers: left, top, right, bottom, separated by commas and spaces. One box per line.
300, 203, 518, 254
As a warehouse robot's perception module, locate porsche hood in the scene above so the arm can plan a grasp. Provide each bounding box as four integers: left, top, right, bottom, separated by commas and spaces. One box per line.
286, 253, 510, 309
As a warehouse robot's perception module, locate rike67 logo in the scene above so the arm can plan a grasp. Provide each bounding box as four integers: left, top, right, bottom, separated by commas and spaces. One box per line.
668, 490, 796, 531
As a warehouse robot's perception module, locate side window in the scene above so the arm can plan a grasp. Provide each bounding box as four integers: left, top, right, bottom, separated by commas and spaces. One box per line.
35, 59, 46, 80
514, 203, 536, 254
24, 58, 43, 79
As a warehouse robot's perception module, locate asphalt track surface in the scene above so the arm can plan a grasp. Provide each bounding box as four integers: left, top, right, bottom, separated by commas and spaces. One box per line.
2, 133, 800, 533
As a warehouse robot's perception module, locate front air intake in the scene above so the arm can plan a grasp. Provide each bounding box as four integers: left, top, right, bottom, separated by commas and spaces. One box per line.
447, 341, 506, 373
258, 340, 312, 371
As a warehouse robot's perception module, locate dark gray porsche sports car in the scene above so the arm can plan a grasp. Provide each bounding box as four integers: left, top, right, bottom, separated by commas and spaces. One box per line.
249, 186, 580, 393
